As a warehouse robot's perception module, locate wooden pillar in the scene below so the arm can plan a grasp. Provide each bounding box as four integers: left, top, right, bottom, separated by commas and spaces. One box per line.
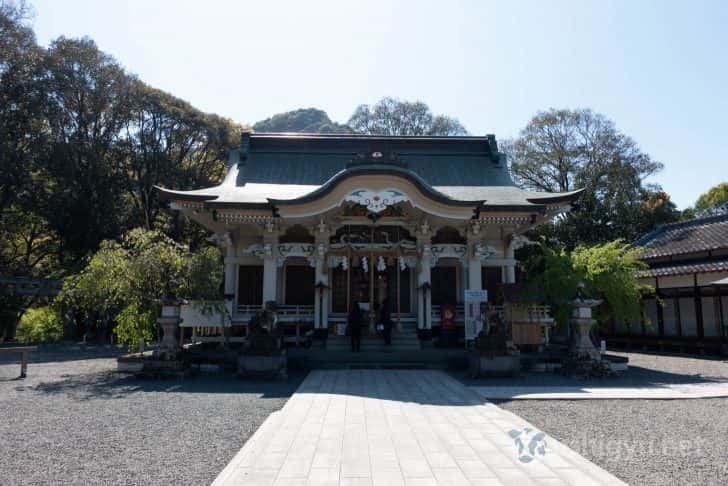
224, 260, 237, 298
504, 243, 516, 284
346, 247, 351, 312
314, 258, 323, 329
420, 252, 432, 330
655, 278, 665, 336
718, 285, 726, 338
416, 236, 432, 331
261, 227, 279, 306
467, 239, 482, 292
675, 294, 682, 337
417, 287, 425, 330
368, 228, 375, 335
694, 274, 704, 339
313, 240, 329, 330
396, 254, 402, 332
262, 255, 278, 305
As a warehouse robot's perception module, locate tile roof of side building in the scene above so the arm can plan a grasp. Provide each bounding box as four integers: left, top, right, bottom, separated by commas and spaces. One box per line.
634, 213, 728, 260
155, 132, 584, 209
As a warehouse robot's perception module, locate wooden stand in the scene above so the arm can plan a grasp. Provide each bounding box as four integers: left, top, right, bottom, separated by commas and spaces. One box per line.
0, 346, 37, 379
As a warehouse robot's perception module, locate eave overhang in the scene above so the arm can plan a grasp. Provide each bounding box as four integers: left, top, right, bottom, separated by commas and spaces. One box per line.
155, 187, 218, 202
524, 188, 585, 205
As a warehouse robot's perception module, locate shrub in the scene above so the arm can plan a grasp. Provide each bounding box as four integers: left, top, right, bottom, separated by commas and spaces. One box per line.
16, 306, 64, 343
114, 303, 157, 347
60, 228, 223, 349
524, 239, 653, 330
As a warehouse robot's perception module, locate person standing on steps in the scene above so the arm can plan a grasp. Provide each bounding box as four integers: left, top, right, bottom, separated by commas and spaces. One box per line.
348, 301, 363, 352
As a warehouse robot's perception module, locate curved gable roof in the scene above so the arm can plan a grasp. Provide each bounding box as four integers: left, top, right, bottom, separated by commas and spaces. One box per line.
236, 132, 512, 187
156, 133, 583, 211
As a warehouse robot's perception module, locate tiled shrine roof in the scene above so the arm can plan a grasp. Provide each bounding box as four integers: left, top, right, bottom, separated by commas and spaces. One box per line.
645, 259, 728, 277
156, 133, 583, 211
635, 213, 728, 260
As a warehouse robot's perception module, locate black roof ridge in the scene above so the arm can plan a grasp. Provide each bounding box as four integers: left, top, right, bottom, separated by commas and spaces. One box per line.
247, 132, 497, 141
634, 212, 728, 247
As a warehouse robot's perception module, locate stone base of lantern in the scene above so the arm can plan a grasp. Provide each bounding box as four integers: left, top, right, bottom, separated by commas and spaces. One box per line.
561, 353, 611, 378
468, 353, 520, 378
117, 351, 192, 379
238, 350, 288, 380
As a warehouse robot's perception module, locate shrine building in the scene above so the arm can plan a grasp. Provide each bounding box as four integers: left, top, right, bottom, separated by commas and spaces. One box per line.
157, 133, 582, 341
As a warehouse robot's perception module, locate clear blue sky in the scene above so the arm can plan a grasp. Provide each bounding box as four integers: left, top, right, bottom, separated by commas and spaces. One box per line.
31, 0, 727, 208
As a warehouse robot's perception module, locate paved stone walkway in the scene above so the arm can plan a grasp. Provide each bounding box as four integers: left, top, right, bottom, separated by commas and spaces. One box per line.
213, 370, 626, 485
472, 382, 728, 400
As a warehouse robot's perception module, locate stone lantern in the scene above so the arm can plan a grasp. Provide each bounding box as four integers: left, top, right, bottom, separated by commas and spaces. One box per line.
570, 282, 602, 361
156, 296, 184, 359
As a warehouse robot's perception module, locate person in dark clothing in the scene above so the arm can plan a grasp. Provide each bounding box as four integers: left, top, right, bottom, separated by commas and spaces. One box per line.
348, 302, 363, 352
380, 297, 393, 346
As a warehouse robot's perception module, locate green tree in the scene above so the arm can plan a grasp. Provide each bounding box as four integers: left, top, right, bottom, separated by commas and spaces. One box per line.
254, 108, 350, 133
507, 109, 678, 247
119, 82, 240, 233
0, 1, 61, 340
0, 3, 239, 340
693, 182, 728, 215
348, 97, 468, 136
16, 305, 64, 342
572, 240, 652, 331
0, 0, 48, 210
523, 239, 652, 331
60, 228, 222, 347
520, 241, 582, 327
0, 208, 61, 340
42, 36, 135, 264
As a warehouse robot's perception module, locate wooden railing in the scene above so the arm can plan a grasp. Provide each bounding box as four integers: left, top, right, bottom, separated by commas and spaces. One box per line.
526, 305, 554, 323
277, 305, 315, 322
235, 304, 315, 322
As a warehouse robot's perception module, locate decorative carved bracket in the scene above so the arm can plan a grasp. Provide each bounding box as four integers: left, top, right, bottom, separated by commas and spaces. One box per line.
344, 189, 408, 214
509, 234, 531, 250
245, 242, 321, 267
473, 242, 497, 261
429, 244, 469, 267
243, 243, 267, 260
207, 232, 233, 248
347, 151, 407, 167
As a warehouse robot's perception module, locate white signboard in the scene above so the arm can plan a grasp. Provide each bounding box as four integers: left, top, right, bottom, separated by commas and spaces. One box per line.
464, 289, 488, 341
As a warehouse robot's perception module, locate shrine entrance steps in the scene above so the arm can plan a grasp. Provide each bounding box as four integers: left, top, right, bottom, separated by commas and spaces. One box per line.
324, 327, 421, 352
287, 348, 468, 371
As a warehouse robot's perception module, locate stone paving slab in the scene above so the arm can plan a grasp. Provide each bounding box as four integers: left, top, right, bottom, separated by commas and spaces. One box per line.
213, 370, 627, 485
472, 382, 728, 400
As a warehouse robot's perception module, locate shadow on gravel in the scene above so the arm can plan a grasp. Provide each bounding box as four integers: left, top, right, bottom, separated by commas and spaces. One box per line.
0, 343, 127, 365
455, 363, 728, 388
32, 369, 308, 401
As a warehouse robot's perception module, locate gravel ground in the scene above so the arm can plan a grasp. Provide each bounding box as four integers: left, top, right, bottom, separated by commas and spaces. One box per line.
458, 350, 728, 387
492, 352, 728, 486
0, 344, 304, 486
3, 346, 728, 486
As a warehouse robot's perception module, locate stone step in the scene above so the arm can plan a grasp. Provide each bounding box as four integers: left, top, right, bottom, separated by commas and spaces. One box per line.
326, 345, 422, 352
287, 348, 469, 370
325, 338, 422, 350
327, 337, 420, 344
